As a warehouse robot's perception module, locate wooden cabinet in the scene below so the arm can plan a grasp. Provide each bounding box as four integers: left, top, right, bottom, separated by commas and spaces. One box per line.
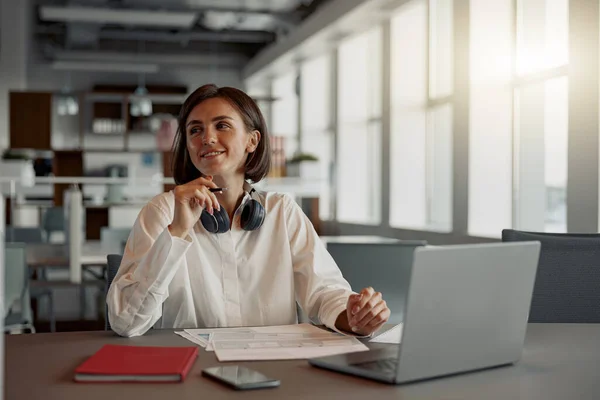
9, 92, 52, 149
85, 207, 109, 240
53, 150, 83, 205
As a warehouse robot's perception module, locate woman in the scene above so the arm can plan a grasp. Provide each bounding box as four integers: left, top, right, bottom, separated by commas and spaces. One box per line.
107, 84, 390, 337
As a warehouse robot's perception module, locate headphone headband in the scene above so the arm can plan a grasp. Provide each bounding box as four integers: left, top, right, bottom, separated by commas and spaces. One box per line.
200, 183, 265, 233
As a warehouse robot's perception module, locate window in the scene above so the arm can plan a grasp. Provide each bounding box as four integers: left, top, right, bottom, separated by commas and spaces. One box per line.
389, 0, 453, 231
513, 0, 568, 233
337, 27, 382, 224
469, 0, 569, 237
300, 54, 333, 220
515, 0, 568, 76
271, 72, 298, 160
468, 0, 514, 238
245, 80, 272, 133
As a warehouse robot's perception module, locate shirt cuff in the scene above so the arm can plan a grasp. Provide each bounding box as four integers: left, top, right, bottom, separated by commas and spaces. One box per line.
321, 296, 373, 339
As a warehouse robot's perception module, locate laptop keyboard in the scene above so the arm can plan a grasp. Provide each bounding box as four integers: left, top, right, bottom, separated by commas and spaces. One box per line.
353, 358, 398, 374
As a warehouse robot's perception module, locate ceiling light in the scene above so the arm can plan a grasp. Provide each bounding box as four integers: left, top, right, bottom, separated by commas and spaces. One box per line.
130, 74, 153, 118
52, 61, 159, 74
56, 95, 79, 116
40, 6, 197, 28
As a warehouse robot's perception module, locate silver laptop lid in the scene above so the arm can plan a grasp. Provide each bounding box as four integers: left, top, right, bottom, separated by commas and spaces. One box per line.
396, 241, 540, 383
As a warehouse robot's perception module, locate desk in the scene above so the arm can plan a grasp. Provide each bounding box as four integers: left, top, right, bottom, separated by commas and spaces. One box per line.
24, 241, 115, 321
5, 324, 600, 400
25, 241, 113, 288
25, 241, 114, 268
320, 235, 401, 244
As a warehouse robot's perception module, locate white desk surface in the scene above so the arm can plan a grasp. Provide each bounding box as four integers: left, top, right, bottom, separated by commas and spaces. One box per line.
25, 241, 118, 268
320, 235, 401, 244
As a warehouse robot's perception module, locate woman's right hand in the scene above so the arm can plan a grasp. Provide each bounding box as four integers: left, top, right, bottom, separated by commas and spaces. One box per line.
169, 176, 221, 238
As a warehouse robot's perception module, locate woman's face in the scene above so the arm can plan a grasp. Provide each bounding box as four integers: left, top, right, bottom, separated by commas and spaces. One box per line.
185, 97, 259, 179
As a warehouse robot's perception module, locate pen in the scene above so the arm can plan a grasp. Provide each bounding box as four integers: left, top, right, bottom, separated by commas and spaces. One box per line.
209, 187, 228, 193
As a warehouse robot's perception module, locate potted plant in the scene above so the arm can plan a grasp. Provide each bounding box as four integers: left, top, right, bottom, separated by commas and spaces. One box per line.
286, 152, 320, 180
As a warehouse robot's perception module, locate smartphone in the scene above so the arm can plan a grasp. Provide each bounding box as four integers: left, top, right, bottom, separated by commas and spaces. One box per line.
202, 366, 280, 390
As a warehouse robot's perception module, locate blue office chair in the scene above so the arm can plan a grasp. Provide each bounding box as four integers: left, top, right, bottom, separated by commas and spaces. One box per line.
41, 207, 64, 243
502, 229, 600, 323
105, 254, 123, 331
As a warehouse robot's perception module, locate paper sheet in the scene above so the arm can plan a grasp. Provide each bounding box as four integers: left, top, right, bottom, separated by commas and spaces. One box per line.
174, 331, 209, 348
210, 331, 368, 362
176, 323, 369, 361
184, 323, 329, 351
369, 324, 403, 344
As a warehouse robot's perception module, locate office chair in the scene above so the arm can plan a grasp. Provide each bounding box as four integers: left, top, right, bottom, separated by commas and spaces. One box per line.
4, 242, 36, 333
5, 227, 56, 332
41, 207, 64, 243
502, 229, 600, 323
105, 254, 123, 331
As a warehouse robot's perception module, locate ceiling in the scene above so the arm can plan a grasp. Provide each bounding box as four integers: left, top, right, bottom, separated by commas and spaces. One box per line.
33, 0, 331, 71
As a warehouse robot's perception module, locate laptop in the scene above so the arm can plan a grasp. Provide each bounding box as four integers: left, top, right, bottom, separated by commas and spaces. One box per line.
309, 241, 541, 384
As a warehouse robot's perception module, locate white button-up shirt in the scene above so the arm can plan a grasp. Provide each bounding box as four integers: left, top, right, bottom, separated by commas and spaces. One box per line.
107, 185, 355, 337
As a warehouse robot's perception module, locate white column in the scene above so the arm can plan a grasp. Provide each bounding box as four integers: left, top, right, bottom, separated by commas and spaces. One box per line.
329, 48, 339, 221
514, 85, 546, 231
0, 0, 30, 150
568, 0, 599, 233
380, 19, 392, 227
513, 0, 547, 232
295, 64, 302, 154
0, 194, 4, 400
452, 0, 470, 234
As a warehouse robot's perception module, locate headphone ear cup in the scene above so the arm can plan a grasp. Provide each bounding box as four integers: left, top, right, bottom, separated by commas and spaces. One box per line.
213, 207, 231, 233
200, 207, 230, 233
200, 210, 218, 233
240, 199, 265, 231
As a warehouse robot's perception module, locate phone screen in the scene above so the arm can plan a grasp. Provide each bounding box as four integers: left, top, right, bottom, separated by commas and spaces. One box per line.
202, 366, 280, 390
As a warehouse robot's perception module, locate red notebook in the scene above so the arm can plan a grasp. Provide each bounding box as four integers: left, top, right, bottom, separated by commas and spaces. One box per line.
74, 344, 199, 383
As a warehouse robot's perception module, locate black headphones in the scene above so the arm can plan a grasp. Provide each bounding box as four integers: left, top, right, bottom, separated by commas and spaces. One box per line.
199, 188, 265, 233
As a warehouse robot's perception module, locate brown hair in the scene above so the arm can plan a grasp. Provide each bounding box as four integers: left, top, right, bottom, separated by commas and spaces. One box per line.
171, 84, 271, 184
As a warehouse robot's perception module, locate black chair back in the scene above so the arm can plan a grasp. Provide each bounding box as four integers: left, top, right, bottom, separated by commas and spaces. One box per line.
502, 229, 600, 322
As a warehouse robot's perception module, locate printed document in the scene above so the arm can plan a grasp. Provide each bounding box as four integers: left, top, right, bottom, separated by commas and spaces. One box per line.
175, 323, 369, 361
369, 324, 403, 344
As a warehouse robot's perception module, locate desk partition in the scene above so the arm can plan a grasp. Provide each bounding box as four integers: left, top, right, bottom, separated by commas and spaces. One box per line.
322, 236, 427, 324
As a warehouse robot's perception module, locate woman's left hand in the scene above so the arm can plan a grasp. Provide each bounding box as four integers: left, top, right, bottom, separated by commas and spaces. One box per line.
345, 287, 391, 336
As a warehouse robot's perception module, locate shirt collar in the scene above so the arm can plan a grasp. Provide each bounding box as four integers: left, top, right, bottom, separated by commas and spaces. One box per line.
234, 181, 256, 216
